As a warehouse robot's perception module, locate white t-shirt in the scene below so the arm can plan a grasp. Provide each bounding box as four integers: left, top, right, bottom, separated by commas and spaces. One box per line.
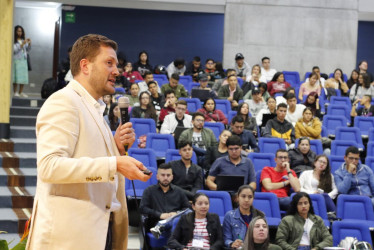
299, 218, 314, 246
286, 104, 306, 126
245, 74, 267, 84
192, 132, 206, 150
261, 68, 277, 82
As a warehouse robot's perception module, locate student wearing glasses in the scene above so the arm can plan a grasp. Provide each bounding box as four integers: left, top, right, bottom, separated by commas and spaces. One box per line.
334, 146, 374, 206
261, 149, 300, 210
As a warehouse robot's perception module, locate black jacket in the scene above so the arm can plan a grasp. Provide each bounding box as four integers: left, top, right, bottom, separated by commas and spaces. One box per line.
288, 148, 316, 175
168, 212, 223, 250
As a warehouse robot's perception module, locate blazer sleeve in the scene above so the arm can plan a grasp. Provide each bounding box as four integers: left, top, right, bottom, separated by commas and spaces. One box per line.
167, 215, 187, 250
36, 92, 117, 184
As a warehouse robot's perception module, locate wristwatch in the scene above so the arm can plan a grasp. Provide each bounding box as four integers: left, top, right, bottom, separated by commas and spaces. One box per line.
287, 171, 292, 175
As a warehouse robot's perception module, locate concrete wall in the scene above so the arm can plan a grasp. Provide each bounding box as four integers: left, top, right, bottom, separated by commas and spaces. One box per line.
14, 4, 61, 94
223, 0, 359, 78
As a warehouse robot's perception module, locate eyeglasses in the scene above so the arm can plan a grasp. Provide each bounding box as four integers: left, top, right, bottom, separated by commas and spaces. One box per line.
228, 147, 241, 151
317, 159, 328, 165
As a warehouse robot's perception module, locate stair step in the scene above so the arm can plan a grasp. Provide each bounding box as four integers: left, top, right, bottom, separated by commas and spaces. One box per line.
0, 187, 34, 209
15, 153, 36, 168
11, 138, 36, 153
10, 106, 40, 116
0, 152, 36, 168
0, 139, 14, 152
10, 126, 36, 139
10, 115, 37, 127
0, 168, 37, 187
0, 208, 31, 234
11, 97, 44, 108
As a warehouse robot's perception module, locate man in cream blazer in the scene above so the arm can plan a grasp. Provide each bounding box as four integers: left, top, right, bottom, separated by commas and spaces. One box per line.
26, 34, 151, 250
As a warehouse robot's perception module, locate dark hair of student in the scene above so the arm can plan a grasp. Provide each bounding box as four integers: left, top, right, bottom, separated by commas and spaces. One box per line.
313, 155, 333, 193
287, 192, 315, 216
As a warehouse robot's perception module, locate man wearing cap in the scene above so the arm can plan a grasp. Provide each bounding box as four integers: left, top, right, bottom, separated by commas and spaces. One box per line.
194, 72, 218, 99
234, 53, 251, 81
244, 87, 267, 117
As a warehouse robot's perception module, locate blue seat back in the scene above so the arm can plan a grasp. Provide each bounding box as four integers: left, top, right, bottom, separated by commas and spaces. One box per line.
253, 192, 281, 218
365, 156, 374, 172
153, 74, 168, 82
295, 139, 323, 155
228, 110, 237, 124
178, 76, 192, 93
328, 73, 348, 82
332, 220, 372, 246
237, 77, 244, 88
197, 190, 233, 223
214, 99, 231, 116
331, 140, 359, 156
204, 122, 224, 141
165, 149, 197, 164
258, 138, 286, 153
322, 115, 347, 136
248, 153, 276, 172
337, 194, 374, 221
256, 170, 262, 192
329, 155, 345, 173
354, 117, 374, 137
283, 71, 300, 86
335, 127, 364, 150
327, 105, 351, 124
330, 96, 352, 109
146, 133, 175, 157
179, 97, 201, 112
125, 167, 157, 197
130, 118, 157, 139
128, 148, 158, 169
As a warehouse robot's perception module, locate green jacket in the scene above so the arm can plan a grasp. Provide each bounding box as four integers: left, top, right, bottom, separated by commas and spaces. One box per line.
161, 84, 188, 99
217, 84, 243, 101
275, 214, 332, 250
178, 128, 217, 149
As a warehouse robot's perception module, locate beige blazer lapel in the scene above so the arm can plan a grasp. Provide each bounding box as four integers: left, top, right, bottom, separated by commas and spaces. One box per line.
68, 81, 115, 156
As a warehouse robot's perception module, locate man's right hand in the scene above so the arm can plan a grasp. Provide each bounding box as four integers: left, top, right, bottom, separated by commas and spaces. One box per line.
116, 156, 151, 182
347, 164, 357, 174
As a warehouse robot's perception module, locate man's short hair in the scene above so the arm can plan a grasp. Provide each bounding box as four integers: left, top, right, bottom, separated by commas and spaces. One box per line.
147, 80, 157, 88
192, 112, 205, 121
345, 146, 359, 156
261, 57, 270, 62
171, 73, 180, 81
158, 163, 172, 171
70, 34, 118, 77
164, 89, 175, 98
176, 99, 187, 107
226, 135, 243, 147
231, 115, 244, 124
312, 66, 320, 71
193, 56, 201, 62
285, 93, 297, 101
277, 103, 288, 110
206, 58, 214, 64
173, 58, 185, 67
227, 75, 237, 80
359, 60, 368, 67
178, 139, 192, 149
144, 71, 153, 78
275, 149, 288, 157
226, 68, 236, 77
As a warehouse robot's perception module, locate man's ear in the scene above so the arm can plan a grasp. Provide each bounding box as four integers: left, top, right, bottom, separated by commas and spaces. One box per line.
80, 58, 90, 75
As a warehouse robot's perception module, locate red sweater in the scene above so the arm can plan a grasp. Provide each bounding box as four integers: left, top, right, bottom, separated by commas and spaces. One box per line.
267, 81, 291, 96
196, 108, 228, 125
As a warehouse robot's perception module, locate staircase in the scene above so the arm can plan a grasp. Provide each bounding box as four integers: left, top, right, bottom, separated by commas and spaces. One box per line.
0, 97, 42, 245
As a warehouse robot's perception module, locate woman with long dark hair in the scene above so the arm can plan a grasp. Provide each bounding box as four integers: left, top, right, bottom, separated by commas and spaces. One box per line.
302, 92, 321, 118
237, 102, 258, 136
13, 25, 31, 97
223, 185, 264, 249
131, 91, 157, 123
299, 155, 337, 212
275, 192, 333, 249
167, 193, 223, 250
288, 137, 316, 176
346, 69, 360, 89
325, 68, 349, 96
299, 72, 321, 101
197, 98, 228, 125
133, 51, 153, 77
349, 73, 374, 102
204, 130, 232, 171
267, 72, 291, 96
243, 216, 281, 250
104, 103, 120, 131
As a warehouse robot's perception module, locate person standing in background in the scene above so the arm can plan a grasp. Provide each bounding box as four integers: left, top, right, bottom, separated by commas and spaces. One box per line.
13, 25, 31, 97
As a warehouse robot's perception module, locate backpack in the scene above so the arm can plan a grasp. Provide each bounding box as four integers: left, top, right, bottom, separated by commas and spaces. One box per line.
339, 236, 372, 249
41, 78, 58, 99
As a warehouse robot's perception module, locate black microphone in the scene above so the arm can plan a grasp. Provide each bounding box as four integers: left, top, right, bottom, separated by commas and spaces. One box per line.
118, 96, 130, 153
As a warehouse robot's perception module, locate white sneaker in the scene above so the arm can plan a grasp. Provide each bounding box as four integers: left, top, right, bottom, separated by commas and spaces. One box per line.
20, 93, 28, 97
14, 93, 20, 97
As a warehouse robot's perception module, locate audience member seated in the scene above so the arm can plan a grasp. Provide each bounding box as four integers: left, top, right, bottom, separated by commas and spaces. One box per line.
244, 87, 267, 118
212, 61, 226, 81
104, 103, 120, 131
166, 57, 186, 78
160, 100, 192, 135
102, 94, 112, 116
194, 72, 218, 99
170, 140, 203, 200
261, 149, 300, 210
123, 62, 143, 83
204, 130, 232, 172
148, 80, 165, 114
167, 193, 223, 250
305, 66, 327, 88
299, 155, 338, 212
161, 73, 188, 99
285, 93, 306, 127
267, 72, 291, 97
139, 163, 191, 238
303, 92, 321, 119
138, 71, 161, 94
218, 75, 244, 110
263, 103, 295, 149
351, 95, 374, 117
288, 137, 317, 176
349, 73, 374, 102
212, 68, 239, 94
295, 107, 321, 140
234, 53, 251, 81
159, 90, 180, 123
133, 51, 153, 77
131, 91, 158, 123
275, 192, 333, 249
261, 57, 277, 83
334, 146, 374, 206
242, 64, 266, 95
325, 68, 349, 96
243, 82, 270, 102
125, 83, 140, 107
185, 56, 203, 82
256, 96, 277, 128
230, 115, 258, 152
237, 102, 258, 137
346, 69, 359, 89
197, 98, 228, 125
115, 66, 130, 90
204, 58, 217, 82
298, 72, 321, 101
276, 87, 295, 105
179, 112, 218, 165
358, 60, 374, 83
244, 217, 282, 250
206, 135, 256, 191
223, 185, 264, 249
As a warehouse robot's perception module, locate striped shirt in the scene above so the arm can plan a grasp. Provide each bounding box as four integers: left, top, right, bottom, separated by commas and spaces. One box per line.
186, 218, 210, 249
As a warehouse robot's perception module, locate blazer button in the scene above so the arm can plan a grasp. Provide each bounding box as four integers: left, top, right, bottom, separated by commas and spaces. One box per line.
106, 205, 111, 210
86, 177, 90, 181
98, 177, 102, 181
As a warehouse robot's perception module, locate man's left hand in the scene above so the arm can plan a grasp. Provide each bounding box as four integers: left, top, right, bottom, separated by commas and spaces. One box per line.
114, 122, 135, 155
